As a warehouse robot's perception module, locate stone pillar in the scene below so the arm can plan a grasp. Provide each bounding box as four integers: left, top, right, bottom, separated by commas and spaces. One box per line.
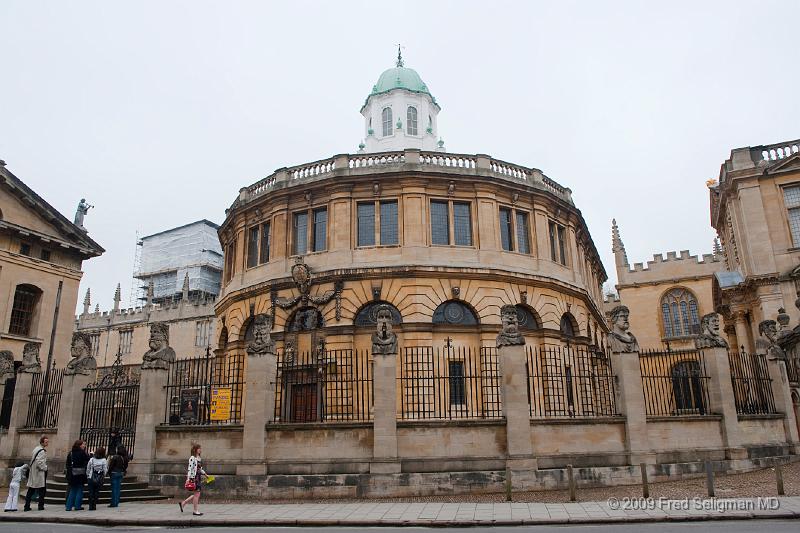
53, 373, 93, 458
129, 368, 169, 475
765, 356, 800, 453
733, 311, 752, 353
0, 372, 35, 461
237, 350, 277, 475
497, 343, 537, 471
610, 350, 654, 465
370, 350, 400, 473
704, 347, 746, 459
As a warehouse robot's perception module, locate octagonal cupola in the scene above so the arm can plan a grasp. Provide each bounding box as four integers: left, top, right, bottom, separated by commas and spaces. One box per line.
359, 49, 443, 153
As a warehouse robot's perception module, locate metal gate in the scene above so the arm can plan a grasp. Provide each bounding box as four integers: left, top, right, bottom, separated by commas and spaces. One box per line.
79, 358, 140, 457
0, 376, 16, 429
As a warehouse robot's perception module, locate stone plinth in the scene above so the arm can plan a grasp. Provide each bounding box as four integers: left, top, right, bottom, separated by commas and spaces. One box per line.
54, 373, 93, 457
237, 351, 277, 476
371, 352, 400, 473
765, 356, 800, 453
0, 372, 35, 461
497, 344, 537, 474
129, 368, 169, 475
704, 347, 746, 459
610, 350, 654, 465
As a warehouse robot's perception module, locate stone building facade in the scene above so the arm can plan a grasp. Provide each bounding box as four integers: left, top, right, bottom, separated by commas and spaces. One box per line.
710, 138, 800, 352
607, 219, 726, 350
0, 161, 103, 368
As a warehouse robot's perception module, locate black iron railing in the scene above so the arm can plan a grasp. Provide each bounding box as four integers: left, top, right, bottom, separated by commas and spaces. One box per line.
164, 353, 245, 425
24, 369, 64, 429
639, 348, 710, 416
398, 346, 502, 420
526, 344, 616, 418
728, 351, 776, 415
273, 348, 372, 423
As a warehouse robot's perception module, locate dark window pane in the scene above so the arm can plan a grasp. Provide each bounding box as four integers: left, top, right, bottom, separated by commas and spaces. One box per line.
380, 201, 398, 245
293, 212, 308, 255
516, 212, 530, 254
247, 227, 259, 268
499, 208, 513, 251
259, 222, 270, 264
357, 203, 375, 247
557, 225, 567, 265
448, 361, 466, 405
40, 249, 51, 262
549, 222, 557, 261
453, 202, 472, 246
9, 285, 38, 336
313, 208, 327, 252
430, 201, 449, 245
19, 243, 31, 256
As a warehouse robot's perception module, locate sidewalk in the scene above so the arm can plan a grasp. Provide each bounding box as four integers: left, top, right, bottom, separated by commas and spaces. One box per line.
1, 497, 799, 527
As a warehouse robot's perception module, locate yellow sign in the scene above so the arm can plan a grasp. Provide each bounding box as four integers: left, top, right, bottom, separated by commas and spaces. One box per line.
210, 387, 231, 421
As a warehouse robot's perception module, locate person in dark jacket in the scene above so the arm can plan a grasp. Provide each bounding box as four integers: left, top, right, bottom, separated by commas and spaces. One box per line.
65, 439, 90, 511
107, 446, 127, 507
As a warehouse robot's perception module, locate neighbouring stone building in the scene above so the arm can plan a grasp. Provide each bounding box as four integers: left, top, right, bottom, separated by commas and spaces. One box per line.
606, 219, 726, 350
75, 220, 220, 366
710, 139, 800, 352
0, 160, 103, 369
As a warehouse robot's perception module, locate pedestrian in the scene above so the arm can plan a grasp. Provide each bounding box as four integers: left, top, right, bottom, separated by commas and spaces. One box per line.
64, 439, 89, 511
107, 445, 127, 508
23, 435, 49, 512
108, 430, 121, 455
86, 446, 107, 511
178, 443, 206, 516
4, 462, 29, 512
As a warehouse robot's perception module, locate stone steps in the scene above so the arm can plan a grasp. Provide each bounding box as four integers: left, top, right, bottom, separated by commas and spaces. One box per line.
39, 474, 168, 505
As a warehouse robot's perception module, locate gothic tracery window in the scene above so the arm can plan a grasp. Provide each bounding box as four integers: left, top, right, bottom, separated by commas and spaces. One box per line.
660, 288, 700, 338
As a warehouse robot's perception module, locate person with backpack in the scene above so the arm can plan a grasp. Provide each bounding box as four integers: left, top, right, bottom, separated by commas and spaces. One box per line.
64, 439, 89, 511
23, 435, 49, 512
86, 447, 108, 511
107, 445, 127, 508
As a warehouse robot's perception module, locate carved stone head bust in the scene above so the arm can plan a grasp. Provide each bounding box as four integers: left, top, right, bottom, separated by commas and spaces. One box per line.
372, 304, 398, 355
609, 305, 639, 353
496, 304, 525, 348
246, 314, 274, 357
0, 351, 14, 383
759, 319, 778, 344
20, 342, 41, 373
695, 312, 728, 349
142, 322, 176, 370
65, 332, 97, 376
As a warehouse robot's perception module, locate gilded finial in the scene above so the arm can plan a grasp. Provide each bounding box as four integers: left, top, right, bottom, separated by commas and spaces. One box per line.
396, 44, 404, 68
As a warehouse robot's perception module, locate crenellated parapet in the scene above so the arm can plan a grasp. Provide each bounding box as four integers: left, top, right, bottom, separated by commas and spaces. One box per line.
617, 249, 722, 288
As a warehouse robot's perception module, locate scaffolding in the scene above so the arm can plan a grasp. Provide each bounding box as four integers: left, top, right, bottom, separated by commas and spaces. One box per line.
132, 220, 223, 304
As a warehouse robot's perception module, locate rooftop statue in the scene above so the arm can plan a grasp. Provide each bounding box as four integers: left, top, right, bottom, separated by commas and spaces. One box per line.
496, 305, 525, 348
372, 304, 398, 355
141, 322, 176, 370
19, 342, 42, 374
74, 198, 93, 228
65, 332, 97, 376
246, 314, 275, 357
608, 305, 639, 353
695, 313, 729, 349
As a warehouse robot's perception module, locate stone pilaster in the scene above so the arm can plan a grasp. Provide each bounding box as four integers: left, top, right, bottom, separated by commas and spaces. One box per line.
54, 373, 93, 458
237, 350, 277, 475
497, 343, 537, 471
129, 368, 169, 475
765, 357, 800, 453
704, 347, 746, 459
610, 350, 654, 465
370, 351, 400, 473
0, 372, 36, 461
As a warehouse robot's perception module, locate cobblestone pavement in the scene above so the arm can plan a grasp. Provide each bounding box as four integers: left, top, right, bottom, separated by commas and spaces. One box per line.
0, 497, 798, 526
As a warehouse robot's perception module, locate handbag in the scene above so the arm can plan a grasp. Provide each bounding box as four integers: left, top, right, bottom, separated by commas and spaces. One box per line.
184, 478, 196, 491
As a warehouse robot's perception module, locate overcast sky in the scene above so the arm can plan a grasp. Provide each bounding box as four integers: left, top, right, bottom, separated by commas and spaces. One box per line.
2, 1, 798, 313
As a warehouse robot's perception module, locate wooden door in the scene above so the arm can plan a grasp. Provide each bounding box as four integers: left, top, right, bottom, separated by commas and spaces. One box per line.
291, 383, 318, 422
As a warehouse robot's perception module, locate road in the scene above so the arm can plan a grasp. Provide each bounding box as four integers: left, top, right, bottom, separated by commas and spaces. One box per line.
1, 520, 799, 532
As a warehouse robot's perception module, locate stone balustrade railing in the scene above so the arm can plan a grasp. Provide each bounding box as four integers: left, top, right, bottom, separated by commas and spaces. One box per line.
238, 150, 573, 206
758, 140, 800, 162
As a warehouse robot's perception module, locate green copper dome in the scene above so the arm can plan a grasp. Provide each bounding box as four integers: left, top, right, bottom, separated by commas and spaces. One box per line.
371, 66, 431, 97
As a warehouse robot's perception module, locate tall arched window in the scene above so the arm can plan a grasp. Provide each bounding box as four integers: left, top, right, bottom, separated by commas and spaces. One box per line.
661, 288, 700, 338
671, 361, 706, 413
8, 284, 41, 337
407, 106, 418, 135
382, 107, 393, 137
432, 300, 479, 326
560, 313, 577, 337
